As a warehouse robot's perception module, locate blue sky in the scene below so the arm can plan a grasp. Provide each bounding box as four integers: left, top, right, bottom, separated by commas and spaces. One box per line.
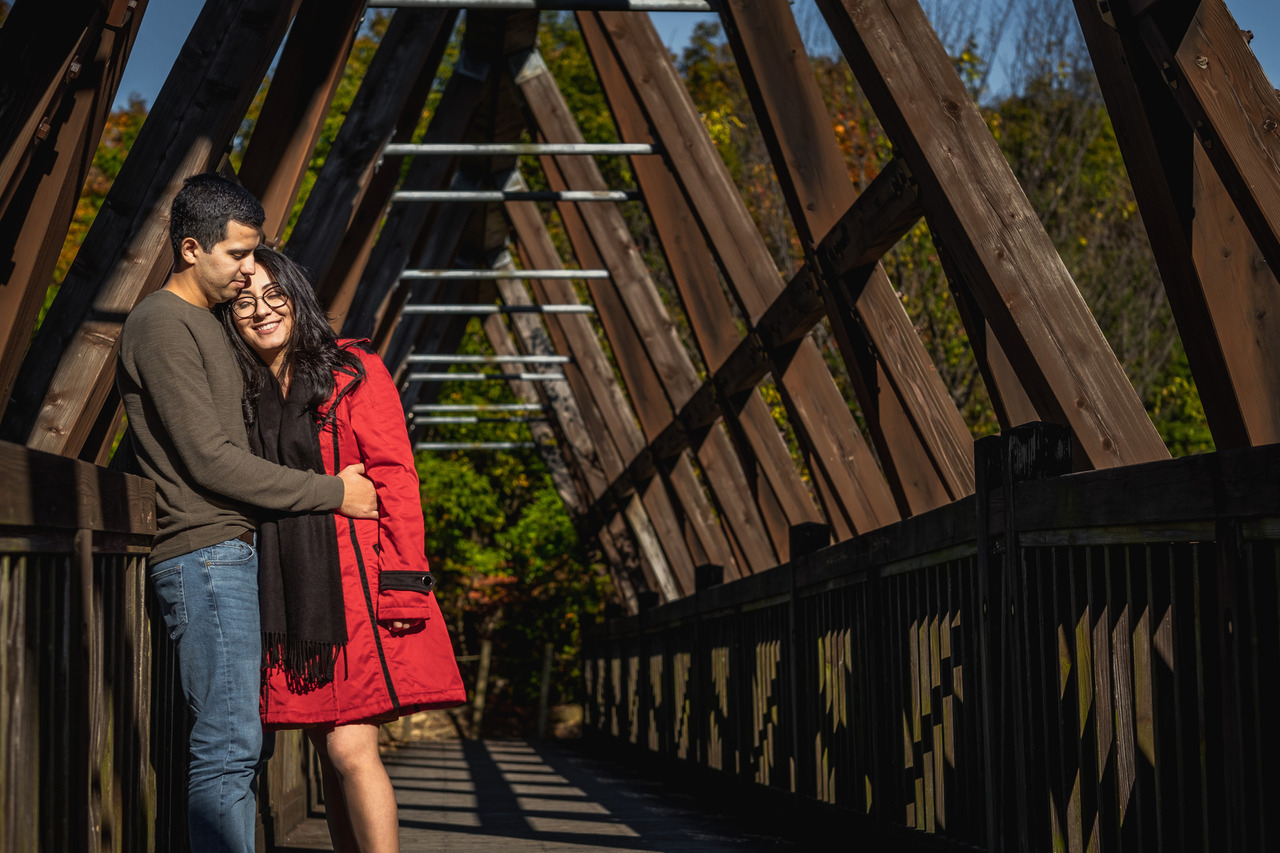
114, 2, 1278, 112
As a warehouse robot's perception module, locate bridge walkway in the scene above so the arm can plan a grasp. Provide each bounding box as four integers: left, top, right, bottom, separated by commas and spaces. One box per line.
276, 739, 797, 852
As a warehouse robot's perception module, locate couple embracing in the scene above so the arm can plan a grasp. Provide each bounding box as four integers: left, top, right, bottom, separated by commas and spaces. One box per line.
117, 173, 465, 853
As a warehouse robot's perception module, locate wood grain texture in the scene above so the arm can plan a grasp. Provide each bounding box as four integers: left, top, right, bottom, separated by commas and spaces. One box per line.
290, 8, 456, 305
582, 12, 901, 530
237, 0, 366, 242
717, 0, 973, 509
0, 1, 147, 426
529, 131, 780, 572
816, 0, 1169, 468
4, 0, 299, 456
1190, 139, 1280, 443
1148, 0, 1280, 275
1073, 0, 1254, 448
0, 440, 154, 534
508, 189, 731, 586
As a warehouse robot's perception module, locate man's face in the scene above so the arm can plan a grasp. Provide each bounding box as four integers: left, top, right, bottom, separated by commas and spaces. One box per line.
183, 220, 261, 307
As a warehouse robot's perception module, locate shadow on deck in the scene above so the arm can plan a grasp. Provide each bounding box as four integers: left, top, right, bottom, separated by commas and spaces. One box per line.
276, 739, 796, 852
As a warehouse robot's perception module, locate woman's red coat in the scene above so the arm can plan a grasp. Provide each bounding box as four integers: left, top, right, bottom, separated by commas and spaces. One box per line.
261, 344, 466, 728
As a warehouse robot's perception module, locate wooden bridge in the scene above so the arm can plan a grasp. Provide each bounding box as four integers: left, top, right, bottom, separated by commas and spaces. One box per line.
2, 0, 1279, 850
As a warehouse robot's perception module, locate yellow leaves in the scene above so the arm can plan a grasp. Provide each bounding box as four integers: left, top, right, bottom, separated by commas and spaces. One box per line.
699, 104, 745, 150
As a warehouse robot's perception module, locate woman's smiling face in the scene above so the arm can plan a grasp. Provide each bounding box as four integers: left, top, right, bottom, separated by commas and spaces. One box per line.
231, 265, 293, 372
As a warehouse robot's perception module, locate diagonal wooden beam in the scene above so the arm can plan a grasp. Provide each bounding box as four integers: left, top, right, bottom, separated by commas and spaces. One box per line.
814, 0, 1169, 468
1, 0, 300, 455
1074, 0, 1280, 448
0, 0, 148, 424
1119, 0, 1280, 278
508, 191, 741, 586
716, 0, 978, 511
0, 0, 102, 211
563, 29, 825, 540
480, 310, 645, 609
237, 0, 367, 243
341, 61, 491, 341
518, 61, 784, 571
286, 8, 457, 312
538, 146, 782, 573
580, 11, 902, 530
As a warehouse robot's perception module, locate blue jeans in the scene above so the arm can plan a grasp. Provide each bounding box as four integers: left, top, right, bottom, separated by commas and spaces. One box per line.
151, 537, 262, 853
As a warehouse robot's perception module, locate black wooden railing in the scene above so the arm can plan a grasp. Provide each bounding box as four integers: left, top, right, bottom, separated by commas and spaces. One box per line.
0, 440, 315, 852
582, 424, 1280, 852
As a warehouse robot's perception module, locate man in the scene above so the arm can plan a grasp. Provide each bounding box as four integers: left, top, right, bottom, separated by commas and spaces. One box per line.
116, 172, 378, 852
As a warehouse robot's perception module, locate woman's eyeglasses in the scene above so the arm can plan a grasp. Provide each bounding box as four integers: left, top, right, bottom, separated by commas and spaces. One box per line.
230, 287, 287, 319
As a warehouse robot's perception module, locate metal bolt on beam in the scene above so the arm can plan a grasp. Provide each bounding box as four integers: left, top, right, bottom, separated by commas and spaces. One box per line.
392, 190, 640, 203
400, 269, 609, 280
400, 304, 596, 315
384, 142, 658, 156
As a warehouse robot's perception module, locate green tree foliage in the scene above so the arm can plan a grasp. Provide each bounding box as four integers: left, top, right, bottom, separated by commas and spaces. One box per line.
417, 319, 611, 725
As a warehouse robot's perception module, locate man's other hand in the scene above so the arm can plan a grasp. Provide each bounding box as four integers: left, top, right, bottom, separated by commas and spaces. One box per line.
337, 464, 378, 518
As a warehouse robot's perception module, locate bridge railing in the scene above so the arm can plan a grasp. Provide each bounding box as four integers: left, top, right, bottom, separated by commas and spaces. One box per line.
582, 424, 1280, 852
0, 440, 314, 851
1, 439, 159, 851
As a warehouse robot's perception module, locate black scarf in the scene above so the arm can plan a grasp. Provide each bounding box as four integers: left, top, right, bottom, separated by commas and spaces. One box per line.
250, 372, 346, 692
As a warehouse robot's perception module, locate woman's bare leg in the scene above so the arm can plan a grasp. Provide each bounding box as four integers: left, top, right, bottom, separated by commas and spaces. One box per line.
312, 723, 400, 853
307, 728, 358, 852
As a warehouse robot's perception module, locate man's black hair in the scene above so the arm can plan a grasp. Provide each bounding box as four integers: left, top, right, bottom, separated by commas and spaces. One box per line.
168, 172, 265, 262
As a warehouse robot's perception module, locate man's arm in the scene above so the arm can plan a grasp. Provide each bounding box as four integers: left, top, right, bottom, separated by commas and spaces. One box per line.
130, 315, 375, 516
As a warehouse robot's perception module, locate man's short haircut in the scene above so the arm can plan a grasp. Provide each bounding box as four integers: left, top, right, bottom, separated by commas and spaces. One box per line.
168, 172, 265, 262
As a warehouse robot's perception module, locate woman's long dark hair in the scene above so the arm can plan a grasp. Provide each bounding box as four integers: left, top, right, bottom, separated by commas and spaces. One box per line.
218, 245, 365, 427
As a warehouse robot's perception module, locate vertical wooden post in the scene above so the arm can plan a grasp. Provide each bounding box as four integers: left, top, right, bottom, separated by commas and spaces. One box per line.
471, 636, 494, 739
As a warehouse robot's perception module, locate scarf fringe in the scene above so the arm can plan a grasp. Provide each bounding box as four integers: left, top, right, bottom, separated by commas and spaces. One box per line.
263, 632, 342, 693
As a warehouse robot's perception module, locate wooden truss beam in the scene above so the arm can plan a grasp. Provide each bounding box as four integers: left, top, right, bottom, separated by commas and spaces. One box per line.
565, 29, 826, 543
479, 311, 643, 610
813, 0, 1169, 468
484, 263, 670, 602
286, 8, 457, 316
507, 187, 738, 589
1120, 0, 1280, 277
0, 0, 147, 424
717, 0, 977, 511
238, 0, 367, 243
343, 68, 487, 342
1074, 0, 1280, 447
581, 12, 903, 531
1, 0, 300, 455
519, 60, 784, 572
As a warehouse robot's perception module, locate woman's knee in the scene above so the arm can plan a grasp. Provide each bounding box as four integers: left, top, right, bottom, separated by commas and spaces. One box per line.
322, 725, 382, 777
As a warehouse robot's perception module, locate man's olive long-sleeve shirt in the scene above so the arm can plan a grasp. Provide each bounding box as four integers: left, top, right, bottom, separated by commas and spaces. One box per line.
117, 290, 343, 564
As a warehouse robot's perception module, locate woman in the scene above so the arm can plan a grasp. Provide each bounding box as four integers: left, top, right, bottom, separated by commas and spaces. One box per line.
220, 245, 465, 852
